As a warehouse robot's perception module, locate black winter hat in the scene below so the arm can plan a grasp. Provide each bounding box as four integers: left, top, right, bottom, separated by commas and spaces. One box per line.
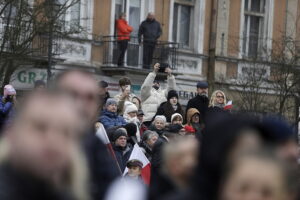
167, 124, 183, 133
99, 80, 108, 88
34, 80, 46, 88
124, 123, 137, 137
112, 128, 127, 142
167, 90, 178, 101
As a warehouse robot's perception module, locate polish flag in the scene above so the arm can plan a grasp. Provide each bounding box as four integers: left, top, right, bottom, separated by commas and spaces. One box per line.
123, 144, 151, 185
96, 123, 123, 175
224, 100, 233, 110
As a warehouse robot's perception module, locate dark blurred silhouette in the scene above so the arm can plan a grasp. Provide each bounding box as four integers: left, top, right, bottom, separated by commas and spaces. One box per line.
0, 92, 89, 200
56, 70, 119, 200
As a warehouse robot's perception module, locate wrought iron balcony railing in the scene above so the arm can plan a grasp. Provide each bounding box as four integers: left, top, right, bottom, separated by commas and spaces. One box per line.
101, 35, 179, 70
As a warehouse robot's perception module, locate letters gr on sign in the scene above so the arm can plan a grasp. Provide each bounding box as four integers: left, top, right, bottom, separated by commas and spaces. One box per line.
17, 70, 47, 84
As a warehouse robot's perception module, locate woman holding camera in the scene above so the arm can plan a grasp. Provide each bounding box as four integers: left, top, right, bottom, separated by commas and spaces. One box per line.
0, 85, 17, 132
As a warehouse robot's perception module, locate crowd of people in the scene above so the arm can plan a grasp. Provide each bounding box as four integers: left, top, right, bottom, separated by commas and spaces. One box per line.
0, 62, 299, 200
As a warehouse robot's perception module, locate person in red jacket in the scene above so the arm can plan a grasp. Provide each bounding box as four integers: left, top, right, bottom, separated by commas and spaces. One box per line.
116, 13, 133, 66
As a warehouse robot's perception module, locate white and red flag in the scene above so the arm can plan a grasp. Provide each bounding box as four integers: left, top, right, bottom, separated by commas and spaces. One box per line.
96, 123, 123, 175
224, 100, 233, 110
123, 144, 151, 185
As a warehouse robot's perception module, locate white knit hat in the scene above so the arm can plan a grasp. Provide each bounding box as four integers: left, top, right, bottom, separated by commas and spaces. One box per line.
124, 102, 138, 114
154, 115, 167, 123
171, 113, 183, 123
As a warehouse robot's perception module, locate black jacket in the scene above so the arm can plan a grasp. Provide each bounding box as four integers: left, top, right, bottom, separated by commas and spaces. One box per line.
153, 101, 184, 123
139, 141, 154, 161
83, 132, 119, 200
186, 95, 209, 121
138, 19, 162, 43
0, 163, 74, 200
149, 171, 177, 200
151, 136, 168, 174
113, 145, 132, 172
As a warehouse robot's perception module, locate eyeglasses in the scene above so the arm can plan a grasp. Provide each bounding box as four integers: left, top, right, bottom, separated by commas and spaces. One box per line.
216, 95, 224, 99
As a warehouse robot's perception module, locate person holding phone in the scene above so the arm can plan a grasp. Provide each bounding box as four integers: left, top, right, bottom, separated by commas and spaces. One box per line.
0, 85, 17, 132
114, 77, 138, 115
141, 63, 176, 127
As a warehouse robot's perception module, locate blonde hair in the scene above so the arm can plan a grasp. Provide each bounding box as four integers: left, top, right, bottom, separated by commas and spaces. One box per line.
209, 90, 227, 107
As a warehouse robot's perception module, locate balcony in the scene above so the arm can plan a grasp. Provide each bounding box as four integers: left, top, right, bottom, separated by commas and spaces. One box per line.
100, 36, 179, 75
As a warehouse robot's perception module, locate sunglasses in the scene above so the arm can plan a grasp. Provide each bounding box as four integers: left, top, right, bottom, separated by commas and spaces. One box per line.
216, 95, 224, 99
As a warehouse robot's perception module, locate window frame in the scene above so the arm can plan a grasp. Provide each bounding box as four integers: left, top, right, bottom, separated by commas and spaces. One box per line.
239, 0, 274, 59
172, 1, 194, 49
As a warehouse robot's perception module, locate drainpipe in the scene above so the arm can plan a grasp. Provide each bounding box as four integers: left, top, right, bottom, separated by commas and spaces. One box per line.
207, 0, 219, 92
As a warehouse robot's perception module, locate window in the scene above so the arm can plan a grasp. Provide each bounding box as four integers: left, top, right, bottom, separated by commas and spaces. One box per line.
172, 1, 193, 48
242, 0, 266, 58
114, 0, 141, 36
55, 0, 81, 32
129, 0, 141, 36
69, 1, 81, 30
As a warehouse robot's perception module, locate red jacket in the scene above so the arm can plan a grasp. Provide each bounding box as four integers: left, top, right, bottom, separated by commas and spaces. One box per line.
116, 19, 133, 41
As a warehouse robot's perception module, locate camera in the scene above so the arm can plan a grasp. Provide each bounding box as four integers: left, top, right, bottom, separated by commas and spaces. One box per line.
158, 63, 170, 73
5, 95, 13, 102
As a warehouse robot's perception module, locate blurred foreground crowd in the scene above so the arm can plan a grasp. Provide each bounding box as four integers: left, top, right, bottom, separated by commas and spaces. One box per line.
0, 63, 299, 200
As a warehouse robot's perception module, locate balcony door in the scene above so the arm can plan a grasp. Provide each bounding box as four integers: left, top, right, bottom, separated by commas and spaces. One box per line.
114, 0, 143, 67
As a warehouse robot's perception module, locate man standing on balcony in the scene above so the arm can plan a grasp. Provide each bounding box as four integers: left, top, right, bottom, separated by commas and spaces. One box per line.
138, 12, 162, 69
116, 13, 133, 66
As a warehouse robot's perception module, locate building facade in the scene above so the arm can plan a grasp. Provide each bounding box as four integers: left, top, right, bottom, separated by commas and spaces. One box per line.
9, 0, 300, 117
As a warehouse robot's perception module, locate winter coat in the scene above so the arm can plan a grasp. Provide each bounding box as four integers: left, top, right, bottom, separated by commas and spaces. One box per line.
153, 101, 184, 123
186, 108, 200, 126
186, 108, 202, 137
141, 72, 176, 122
139, 141, 154, 161
99, 110, 127, 130
83, 131, 119, 200
151, 136, 169, 174
116, 19, 133, 41
149, 125, 165, 136
0, 97, 14, 132
186, 95, 209, 121
138, 19, 162, 43
0, 163, 75, 200
113, 144, 132, 172
114, 93, 138, 115
149, 170, 178, 200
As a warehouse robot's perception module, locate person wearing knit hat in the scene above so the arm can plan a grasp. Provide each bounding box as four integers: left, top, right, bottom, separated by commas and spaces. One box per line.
105, 98, 117, 108
123, 102, 142, 145
171, 113, 183, 125
112, 128, 128, 142
123, 102, 138, 123
99, 98, 127, 129
153, 90, 184, 123
150, 115, 167, 136
112, 128, 132, 172
167, 90, 178, 101
0, 85, 17, 132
